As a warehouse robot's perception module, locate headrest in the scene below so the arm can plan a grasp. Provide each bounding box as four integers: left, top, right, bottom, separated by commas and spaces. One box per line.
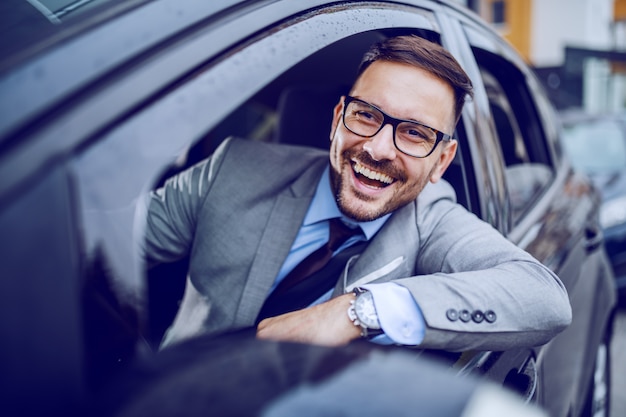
274, 85, 349, 149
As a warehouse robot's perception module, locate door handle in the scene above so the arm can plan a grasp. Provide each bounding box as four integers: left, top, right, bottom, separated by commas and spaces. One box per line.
503, 356, 538, 403
585, 224, 603, 253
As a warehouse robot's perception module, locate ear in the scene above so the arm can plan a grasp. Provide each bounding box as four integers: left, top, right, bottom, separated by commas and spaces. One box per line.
329, 97, 344, 142
430, 139, 458, 183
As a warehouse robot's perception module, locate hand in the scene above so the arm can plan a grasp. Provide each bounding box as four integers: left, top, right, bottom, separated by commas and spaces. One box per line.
256, 293, 361, 346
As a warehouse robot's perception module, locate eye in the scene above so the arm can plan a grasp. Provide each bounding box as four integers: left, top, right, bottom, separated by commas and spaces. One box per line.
406, 128, 428, 139
399, 123, 432, 142
350, 104, 382, 126
356, 110, 377, 121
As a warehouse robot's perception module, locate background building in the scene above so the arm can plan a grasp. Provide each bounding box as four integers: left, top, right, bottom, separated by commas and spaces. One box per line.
464, 0, 626, 112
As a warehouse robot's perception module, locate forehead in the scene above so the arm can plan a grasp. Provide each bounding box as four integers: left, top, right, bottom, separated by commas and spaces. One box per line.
350, 61, 456, 131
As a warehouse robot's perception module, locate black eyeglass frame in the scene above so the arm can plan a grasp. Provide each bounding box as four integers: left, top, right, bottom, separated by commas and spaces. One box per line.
341, 96, 453, 158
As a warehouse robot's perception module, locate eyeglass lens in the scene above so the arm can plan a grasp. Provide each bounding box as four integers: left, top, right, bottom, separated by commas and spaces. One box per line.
343, 98, 440, 157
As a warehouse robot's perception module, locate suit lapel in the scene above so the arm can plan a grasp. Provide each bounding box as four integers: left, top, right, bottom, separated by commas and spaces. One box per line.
234, 160, 327, 325
234, 159, 421, 322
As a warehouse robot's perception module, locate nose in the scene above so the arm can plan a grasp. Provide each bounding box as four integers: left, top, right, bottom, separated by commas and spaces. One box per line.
362, 123, 397, 161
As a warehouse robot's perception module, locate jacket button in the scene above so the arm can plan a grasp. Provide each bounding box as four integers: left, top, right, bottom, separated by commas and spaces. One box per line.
446, 309, 459, 321
485, 310, 497, 323
459, 309, 471, 322
472, 310, 484, 323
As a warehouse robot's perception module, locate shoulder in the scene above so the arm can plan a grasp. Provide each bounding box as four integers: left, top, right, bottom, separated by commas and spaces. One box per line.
413, 179, 475, 232
417, 179, 457, 208
219, 137, 328, 165
209, 138, 329, 192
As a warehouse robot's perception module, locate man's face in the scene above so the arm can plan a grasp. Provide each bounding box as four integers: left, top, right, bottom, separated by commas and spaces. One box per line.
328, 60, 458, 222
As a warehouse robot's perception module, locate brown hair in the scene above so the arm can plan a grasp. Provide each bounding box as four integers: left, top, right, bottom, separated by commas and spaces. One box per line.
356, 35, 473, 124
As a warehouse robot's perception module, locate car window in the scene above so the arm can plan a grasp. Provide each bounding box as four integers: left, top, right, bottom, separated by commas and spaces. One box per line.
167, 23, 478, 212
144, 27, 476, 343
471, 47, 554, 224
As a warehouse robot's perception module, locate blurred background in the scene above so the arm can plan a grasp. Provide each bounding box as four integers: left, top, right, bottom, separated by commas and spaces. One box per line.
456, 0, 626, 113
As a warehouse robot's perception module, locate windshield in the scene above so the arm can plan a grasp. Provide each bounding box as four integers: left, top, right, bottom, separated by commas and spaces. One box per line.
562, 118, 626, 173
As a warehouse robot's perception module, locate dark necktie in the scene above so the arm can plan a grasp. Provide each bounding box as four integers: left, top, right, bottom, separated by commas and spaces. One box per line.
256, 218, 362, 322
273, 218, 359, 296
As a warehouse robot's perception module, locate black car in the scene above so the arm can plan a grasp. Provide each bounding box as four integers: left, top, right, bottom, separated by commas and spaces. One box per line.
560, 110, 626, 300
0, 1, 617, 416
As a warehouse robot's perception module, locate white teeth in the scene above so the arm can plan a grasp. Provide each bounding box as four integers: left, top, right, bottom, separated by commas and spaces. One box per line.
353, 162, 393, 184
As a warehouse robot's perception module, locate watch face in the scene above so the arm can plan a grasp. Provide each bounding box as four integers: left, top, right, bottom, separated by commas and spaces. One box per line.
354, 291, 381, 330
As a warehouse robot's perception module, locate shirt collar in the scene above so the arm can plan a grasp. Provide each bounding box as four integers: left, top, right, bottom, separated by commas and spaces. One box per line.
303, 166, 390, 240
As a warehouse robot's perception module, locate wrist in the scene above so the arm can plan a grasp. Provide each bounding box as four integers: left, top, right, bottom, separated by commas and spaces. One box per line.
347, 287, 383, 339
340, 292, 362, 340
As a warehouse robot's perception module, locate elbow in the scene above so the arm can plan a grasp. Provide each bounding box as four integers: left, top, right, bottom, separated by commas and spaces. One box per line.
543, 273, 573, 335
542, 294, 573, 339
556, 300, 573, 332
556, 284, 573, 329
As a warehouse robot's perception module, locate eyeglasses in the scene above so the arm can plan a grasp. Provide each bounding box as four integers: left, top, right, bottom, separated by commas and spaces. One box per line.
342, 96, 452, 158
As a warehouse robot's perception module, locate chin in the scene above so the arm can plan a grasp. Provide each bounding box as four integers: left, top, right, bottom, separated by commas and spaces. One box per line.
336, 192, 392, 222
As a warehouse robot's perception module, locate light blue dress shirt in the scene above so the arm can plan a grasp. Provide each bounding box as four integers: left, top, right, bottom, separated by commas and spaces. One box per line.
273, 167, 425, 345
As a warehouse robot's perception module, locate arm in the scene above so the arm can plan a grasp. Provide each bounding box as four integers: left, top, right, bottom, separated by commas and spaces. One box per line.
143, 139, 231, 263
258, 183, 572, 351
395, 195, 572, 351
256, 292, 361, 346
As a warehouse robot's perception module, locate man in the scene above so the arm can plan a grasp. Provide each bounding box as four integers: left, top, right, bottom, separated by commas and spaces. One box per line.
145, 35, 571, 351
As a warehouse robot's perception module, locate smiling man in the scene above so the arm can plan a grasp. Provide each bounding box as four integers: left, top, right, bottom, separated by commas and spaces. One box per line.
329, 62, 456, 222
145, 35, 571, 351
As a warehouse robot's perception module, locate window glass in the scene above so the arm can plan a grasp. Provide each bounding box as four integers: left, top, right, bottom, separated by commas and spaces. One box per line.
473, 49, 554, 223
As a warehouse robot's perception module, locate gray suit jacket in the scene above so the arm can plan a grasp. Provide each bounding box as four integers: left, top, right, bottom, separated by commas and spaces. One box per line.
145, 138, 571, 351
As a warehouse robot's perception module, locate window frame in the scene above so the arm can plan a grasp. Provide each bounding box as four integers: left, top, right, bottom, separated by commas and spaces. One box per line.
460, 20, 563, 240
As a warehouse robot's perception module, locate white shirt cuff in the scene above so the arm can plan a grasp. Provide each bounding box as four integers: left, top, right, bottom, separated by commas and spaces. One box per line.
362, 282, 425, 345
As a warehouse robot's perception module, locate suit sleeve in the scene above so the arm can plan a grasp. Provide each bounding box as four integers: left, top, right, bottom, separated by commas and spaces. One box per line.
142, 139, 232, 263
394, 182, 572, 352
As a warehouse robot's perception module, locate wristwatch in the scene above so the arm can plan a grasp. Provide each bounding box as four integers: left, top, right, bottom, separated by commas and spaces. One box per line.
347, 287, 383, 338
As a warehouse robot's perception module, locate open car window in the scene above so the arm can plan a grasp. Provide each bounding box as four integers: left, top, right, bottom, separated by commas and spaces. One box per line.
467, 41, 555, 226
143, 28, 479, 345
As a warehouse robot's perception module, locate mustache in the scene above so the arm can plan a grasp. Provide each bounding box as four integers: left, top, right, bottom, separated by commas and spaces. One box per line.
345, 150, 407, 182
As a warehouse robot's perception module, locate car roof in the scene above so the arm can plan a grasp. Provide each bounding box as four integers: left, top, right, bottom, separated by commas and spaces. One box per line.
0, 0, 266, 75
0, 0, 482, 148
0, 0, 255, 143
0, 0, 142, 74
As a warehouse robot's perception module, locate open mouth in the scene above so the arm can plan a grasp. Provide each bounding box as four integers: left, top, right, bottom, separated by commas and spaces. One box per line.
352, 161, 395, 188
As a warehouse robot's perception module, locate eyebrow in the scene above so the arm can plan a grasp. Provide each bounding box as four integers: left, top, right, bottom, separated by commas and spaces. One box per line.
357, 97, 427, 125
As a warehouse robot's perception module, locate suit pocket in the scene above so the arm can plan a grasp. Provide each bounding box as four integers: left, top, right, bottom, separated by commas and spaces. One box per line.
344, 256, 405, 292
